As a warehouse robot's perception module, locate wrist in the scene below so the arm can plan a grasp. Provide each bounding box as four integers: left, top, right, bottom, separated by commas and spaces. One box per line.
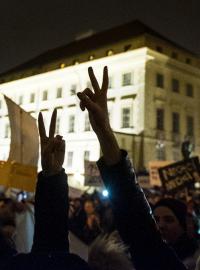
42, 168, 63, 177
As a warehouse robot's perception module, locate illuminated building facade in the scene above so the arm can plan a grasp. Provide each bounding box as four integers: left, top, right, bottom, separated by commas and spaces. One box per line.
0, 21, 199, 188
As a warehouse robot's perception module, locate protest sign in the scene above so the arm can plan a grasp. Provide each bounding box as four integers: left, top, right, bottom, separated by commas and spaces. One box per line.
5, 95, 39, 166
149, 161, 172, 186
84, 160, 102, 186
0, 161, 37, 192
158, 157, 200, 194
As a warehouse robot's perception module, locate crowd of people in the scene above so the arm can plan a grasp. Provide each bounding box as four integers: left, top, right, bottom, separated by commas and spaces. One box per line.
0, 66, 199, 269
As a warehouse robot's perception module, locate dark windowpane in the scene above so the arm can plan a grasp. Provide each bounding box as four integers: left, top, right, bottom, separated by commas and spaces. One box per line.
172, 112, 180, 133
70, 85, 77, 95
156, 109, 164, 130
186, 116, 194, 136
84, 151, 90, 161
42, 91, 48, 100
186, 58, 191, 64
67, 152, 73, 167
84, 114, 90, 131
68, 115, 75, 133
30, 93, 35, 103
172, 52, 178, 59
122, 73, 132, 86
186, 83, 193, 97
172, 79, 179, 93
156, 46, 163, 53
156, 73, 164, 88
57, 87, 62, 98
19, 96, 23, 105
122, 108, 131, 128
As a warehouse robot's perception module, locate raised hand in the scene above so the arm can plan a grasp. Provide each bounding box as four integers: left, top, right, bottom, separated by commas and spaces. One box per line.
77, 66, 111, 134
77, 66, 121, 165
38, 109, 65, 176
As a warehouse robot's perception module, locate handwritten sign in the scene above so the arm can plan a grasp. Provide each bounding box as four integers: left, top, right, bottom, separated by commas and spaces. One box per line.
0, 161, 37, 192
84, 160, 102, 186
158, 157, 200, 194
149, 161, 172, 186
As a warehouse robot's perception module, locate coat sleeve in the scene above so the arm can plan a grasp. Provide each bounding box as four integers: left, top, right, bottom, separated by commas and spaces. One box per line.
31, 169, 69, 253
97, 150, 187, 270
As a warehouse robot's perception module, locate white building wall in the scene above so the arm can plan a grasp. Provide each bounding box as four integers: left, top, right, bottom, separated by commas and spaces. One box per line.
0, 48, 147, 188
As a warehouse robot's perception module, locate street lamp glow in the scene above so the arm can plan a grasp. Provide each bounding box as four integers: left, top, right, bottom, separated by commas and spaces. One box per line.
102, 189, 109, 197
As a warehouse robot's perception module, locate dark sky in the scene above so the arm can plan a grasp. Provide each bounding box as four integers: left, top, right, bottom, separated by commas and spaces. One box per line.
0, 0, 200, 73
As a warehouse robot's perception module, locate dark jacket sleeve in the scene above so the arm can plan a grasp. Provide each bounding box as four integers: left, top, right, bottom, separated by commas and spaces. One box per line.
31, 169, 69, 253
97, 150, 187, 270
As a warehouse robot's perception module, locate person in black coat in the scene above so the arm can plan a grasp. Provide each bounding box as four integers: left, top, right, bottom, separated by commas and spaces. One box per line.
77, 66, 188, 270
3, 110, 91, 270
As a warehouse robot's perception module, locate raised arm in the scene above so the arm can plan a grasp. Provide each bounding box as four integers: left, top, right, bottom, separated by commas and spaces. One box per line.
77, 66, 187, 270
77, 66, 120, 166
32, 109, 69, 253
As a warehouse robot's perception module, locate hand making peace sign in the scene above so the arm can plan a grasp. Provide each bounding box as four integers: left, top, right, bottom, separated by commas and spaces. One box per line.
77, 66, 111, 134
38, 109, 65, 176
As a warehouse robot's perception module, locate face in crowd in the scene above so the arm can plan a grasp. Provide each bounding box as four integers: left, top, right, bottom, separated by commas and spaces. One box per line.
153, 206, 184, 244
84, 200, 95, 215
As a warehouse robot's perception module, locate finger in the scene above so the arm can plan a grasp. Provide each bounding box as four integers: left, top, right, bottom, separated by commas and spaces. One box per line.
43, 138, 55, 155
88, 67, 100, 93
38, 112, 47, 139
49, 109, 57, 138
55, 139, 65, 152
55, 135, 63, 141
101, 66, 108, 92
77, 92, 97, 112
82, 88, 95, 100
80, 101, 85, 111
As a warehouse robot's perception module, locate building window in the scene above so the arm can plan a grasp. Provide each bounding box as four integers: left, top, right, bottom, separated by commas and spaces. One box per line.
86, 81, 92, 89
4, 124, 10, 138
84, 151, 90, 161
73, 60, 79, 65
30, 93, 35, 103
172, 52, 178, 59
19, 95, 23, 105
122, 73, 132, 86
67, 151, 73, 167
108, 77, 113, 89
60, 63, 65, 69
70, 85, 77, 95
89, 55, 94, 60
106, 50, 114, 56
42, 90, 48, 101
84, 114, 90, 131
156, 109, 164, 130
156, 141, 165, 160
156, 46, 163, 53
172, 79, 179, 92
186, 83, 193, 97
186, 58, 191, 64
172, 112, 180, 133
121, 108, 131, 128
68, 115, 75, 133
156, 73, 164, 88
124, 44, 131, 52
56, 116, 60, 134
56, 87, 63, 98
186, 116, 194, 136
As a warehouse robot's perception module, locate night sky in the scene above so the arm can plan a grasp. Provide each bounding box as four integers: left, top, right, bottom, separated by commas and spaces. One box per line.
0, 0, 200, 73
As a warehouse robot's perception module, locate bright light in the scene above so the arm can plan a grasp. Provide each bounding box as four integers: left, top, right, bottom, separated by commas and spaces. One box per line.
102, 189, 109, 197
194, 182, 200, 189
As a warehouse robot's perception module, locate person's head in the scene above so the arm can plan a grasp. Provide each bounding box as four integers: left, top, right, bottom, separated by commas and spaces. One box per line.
73, 198, 82, 211
84, 199, 95, 215
153, 198, 187, 244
